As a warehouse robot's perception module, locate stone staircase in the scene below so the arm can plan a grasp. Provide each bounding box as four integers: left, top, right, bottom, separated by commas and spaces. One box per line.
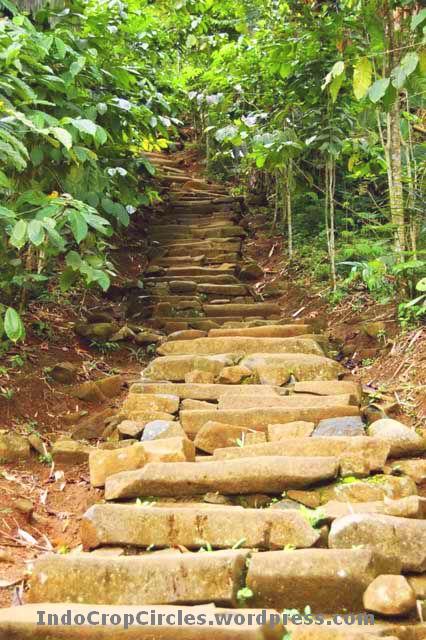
1, 154, 426, 638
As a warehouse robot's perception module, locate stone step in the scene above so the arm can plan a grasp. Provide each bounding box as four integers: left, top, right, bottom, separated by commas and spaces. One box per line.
130, 382, 283, 400
143, 353, 241, 381
329, 513, 426, 572
294, 380, 362, 402
104, 456, 339, 499
238, 353, 343, 385
28, 550, 249, 607
165, 266, 237, 277
246, 548, 401, 613
203, 303, 280, 317
211, 436, 389, 476
157, 337, 324, 357
180, 407, 360, 437
0, 604, 285, 639
217, 394, 353, 410
194, 421, 266, 453
320, 495, 426, 521
208, 324, 313, 338
146, 275, 241, 284
80, 504, 319, 550
197, 284, 248, 296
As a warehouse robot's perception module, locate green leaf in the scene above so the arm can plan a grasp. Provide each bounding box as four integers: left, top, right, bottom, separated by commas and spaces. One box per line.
411, 8, 426, 31
50, 127, 73, 150
4, 307, 25, 343
0, 206, 16, 220
55, 37, 67, 60
400, 52, 419, 77
353, 58, 372, 100
368, 78, 390, 103
31, 147, 44, 167
330, 72, 345, 103
391, 65, 406, 90
332, 61, 345, 77
71, 118, 97, 136
10, 219, 27, 249
65, 250, 82, 270
68, 210, 88, 243
416, 278, 426, 292
28, 219, 45, 246
0, 171, 12, 189
69, 56, 86, 77
95, 126, 107, 145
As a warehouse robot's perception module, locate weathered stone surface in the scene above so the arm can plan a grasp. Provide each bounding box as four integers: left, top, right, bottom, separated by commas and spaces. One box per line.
203, 303, 280, 318
218, 394, 353, 411
141, 420, 186, 441
135, 331, 162, 345
213, 436, 389, 477
0, 431, 30, 462
363, 575, 416, 616
322, 496, 426, 521
131, 382, 282, 400
246, 548, 400, 612
209, 324, 312, 338
118, 413, 174, 436
368, 418, 426, 457
71, 408, 116, 440
95, 375, 126, 398
180, 406, 360, 437
197, 284, 248, 296
52, 439, 91, 464
329, 513, 426, 572
294, 380, 362, 402
72, 380, 106, 402
169, 280, 198, 294
0, 603, 285, 639
50, 361, 79, 384
81, 504, 319, 550
312, 416, 365, 437
407, 574, 426, 598
194, 421, 261, 453
122, 393, 180, 414
167, 329, 207, 340
390, 458, 426, 484
239, 261, 263, 281
240, 353, 343, 385
144, 354, 240, 381
158, 336, 324, 357
181, 399, 216, 410
105, 456, 339, 500
90, 444, 147, 487
75, 322, 118, 340
268, 422, 315, 440
28, 551, 249, 606
141, 437, 195, 464
287, 475, 417, 508
184, 370, 216, 383
218, 366, 252, 384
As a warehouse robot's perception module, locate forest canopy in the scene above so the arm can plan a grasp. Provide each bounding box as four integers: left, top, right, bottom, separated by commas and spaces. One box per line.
0, 0, 425, 342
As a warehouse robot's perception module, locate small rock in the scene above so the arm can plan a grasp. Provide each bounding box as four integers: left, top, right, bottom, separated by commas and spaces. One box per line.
28, 433, 48, 456
239, 262, 263, 281
0, 431, 30, 462
52, 440, 92, 464
72, 381, 106, 403
390, 458, 426, 484
312, 416, 365, 437
362, 321, 387, 339
71, 408, 116, 440
74, 322, 119, 341
141, 420, 186, 442
50, 362, 79, 384
269, 498, 301, 510
135, 332, 162, 345
363, 575, 416, 616
117, 420, 146, 438
203, 493, 233, 505
15, 498, 34, 521
268, 422, 315, 440
218, 365, 252, 384
368, 418, 426, 457
95, 375, 125, 399
110, 326, 136, 341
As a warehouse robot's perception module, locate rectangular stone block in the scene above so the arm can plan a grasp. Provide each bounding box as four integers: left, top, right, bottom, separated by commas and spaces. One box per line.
246, 548, 401, 612
203, 303, 280, 317
130, 382, 282, 400
209, 324, 312, 338
104, 456, 339, 500
157, 337, 324, 357
180, 407, 360, 437
122, 393, 180, 414
217, 394, 353, 411
194, 421, 263, 453
294, 380, 362, 402
80, 504, 319, 550
28, 551, 249, 607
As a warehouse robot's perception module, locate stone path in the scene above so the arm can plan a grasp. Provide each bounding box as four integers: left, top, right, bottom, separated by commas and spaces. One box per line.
1, 153, 426, 638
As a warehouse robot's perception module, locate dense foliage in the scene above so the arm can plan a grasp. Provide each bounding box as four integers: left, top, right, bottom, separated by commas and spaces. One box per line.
0, 0, 425, 343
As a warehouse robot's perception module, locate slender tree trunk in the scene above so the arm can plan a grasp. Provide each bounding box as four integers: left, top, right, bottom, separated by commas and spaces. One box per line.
325, 157, 337, 290
286, 162, 293, 259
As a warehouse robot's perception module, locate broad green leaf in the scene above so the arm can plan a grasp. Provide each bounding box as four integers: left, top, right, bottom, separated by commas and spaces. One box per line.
368, 78, 390, 103
85, 212, 110, 234
416, 278, 426, 292
28, 219, 45, 246
332, 61, 345, 77
55, 37, 67, 59
4, 307, 25, 343
95, 126, 107, 145
0, 206, 16, 219
420, 50, 426, 75
50, 127, 73, 150
69, 56, 86, 77
391, 65, 406, 89
411, 8, 426, 31
68, 210, 88, 243
401, 52, 419, 77
353, 58, 372, 100
66, 250, 82, 269
279, 62, 292, 79
31, 147, 44, 167
71, 118, 97, 136
10, 219, 27, 249
0, 171, 12, 189
330, 72, 345, 103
